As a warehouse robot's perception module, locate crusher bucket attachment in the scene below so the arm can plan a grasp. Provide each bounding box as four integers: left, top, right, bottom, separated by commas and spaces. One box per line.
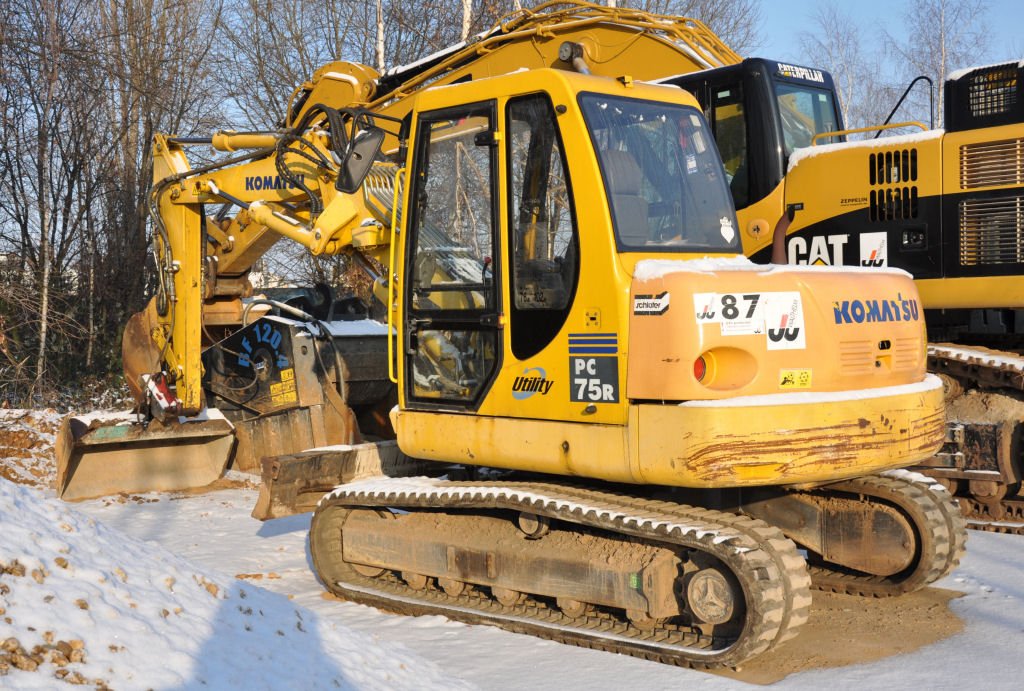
55, 413, 235, 501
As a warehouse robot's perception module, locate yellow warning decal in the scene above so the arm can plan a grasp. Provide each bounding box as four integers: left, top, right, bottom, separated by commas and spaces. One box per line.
271, 368, 297, 405
779, 368, 812, 389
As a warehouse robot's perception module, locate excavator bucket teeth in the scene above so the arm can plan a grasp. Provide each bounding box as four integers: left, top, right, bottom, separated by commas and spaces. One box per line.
56, 415, 236, 501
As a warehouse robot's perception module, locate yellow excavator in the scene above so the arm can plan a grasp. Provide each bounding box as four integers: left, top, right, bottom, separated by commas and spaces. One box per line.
56, 2, 966, 667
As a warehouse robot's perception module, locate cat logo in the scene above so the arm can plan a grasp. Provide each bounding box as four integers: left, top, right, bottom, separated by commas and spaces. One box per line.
860, 232, 888, 267
787, 234, 848, 265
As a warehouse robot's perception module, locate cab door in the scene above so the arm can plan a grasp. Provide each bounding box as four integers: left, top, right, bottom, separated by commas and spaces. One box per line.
401, 102, 502, 410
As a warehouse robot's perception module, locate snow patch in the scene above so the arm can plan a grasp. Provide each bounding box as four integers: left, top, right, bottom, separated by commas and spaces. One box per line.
929, 344, 1024, 373
680, 374, 943, 408
947, 59, 1024, 82
326, 476, 740, 549
788, 129, 944, 172
633, 256, 913, 281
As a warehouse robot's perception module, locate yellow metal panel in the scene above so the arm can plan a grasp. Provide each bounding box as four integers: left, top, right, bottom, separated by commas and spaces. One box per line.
396, 378, 944, 489
782, 135, 944, 258
736, 182, 787, 258
628, 264, 928, 401
636, 378, 946, 487
394, 409, 637, 483
917, 275, 1024, 309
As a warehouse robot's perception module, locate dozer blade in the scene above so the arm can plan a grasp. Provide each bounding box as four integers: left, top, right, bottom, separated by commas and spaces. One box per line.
252, 440, 435, 520
56, 413, 236, 501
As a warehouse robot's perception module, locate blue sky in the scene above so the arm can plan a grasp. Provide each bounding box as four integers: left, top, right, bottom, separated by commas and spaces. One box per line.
758, 0, 1023, 68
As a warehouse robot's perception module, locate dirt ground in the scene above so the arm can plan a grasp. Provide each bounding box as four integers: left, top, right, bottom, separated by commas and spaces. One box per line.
946, 388, 1024, 423
0, 409, 964, 680
717, 588, 962, 684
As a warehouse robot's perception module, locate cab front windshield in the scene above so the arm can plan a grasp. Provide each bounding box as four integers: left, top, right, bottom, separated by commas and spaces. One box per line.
775, 81, 841, 155
579, 93, 739, 252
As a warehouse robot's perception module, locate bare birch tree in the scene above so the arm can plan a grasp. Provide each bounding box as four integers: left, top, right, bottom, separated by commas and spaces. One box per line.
887, 0, 991, 126
799, 3, 894, 136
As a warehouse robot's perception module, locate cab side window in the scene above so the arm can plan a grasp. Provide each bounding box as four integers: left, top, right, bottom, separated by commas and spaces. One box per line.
506, 95, 579, 360
711, 84, 750, 209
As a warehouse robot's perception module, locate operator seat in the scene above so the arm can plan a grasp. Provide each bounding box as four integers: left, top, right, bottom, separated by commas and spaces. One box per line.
602, 149, 649, 246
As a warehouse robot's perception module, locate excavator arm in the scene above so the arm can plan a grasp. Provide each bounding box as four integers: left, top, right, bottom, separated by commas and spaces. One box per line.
60, 1, 757, 502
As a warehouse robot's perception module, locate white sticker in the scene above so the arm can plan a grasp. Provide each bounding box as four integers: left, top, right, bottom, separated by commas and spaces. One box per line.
763, 292, 806, 350
695, 292, 804, 347
686, 154, 697, 174
694, 292, 765, 335
720, 216, 736, 243
860, 231, 888, 267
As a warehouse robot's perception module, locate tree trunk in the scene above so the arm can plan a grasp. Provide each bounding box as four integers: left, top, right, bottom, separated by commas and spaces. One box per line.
376, 0, 385, 72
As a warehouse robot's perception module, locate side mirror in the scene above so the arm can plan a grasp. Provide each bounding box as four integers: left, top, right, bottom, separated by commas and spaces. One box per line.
337, 127, 385, 194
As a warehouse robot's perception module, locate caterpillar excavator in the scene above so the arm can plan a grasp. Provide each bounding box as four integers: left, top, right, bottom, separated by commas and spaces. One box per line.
56, 2, 966, 667
662, 56, 1024, 522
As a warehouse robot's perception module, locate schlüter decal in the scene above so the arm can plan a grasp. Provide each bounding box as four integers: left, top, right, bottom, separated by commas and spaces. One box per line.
633, 291, 670, 315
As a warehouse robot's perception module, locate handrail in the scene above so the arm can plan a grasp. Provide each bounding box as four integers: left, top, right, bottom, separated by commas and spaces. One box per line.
386, 167, 406, 385
875, 75, 934, 137
811, 121, 928, 145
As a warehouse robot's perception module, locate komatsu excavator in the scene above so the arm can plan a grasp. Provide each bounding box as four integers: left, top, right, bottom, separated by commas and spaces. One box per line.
56, 2, 966, 667
664, 56, 1024, 521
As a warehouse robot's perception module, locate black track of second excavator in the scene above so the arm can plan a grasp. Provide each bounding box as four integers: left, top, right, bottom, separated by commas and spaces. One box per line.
309, 479, 812, 669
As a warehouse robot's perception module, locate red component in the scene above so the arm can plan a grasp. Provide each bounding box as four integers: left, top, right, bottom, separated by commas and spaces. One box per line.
145, 372, 181, 419
694, 356, 707, 381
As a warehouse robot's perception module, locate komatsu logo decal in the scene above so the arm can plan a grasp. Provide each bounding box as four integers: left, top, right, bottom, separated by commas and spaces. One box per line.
512, 367, 553, 399
244, 175, 304, 191
834, 295, 920, 324
776, 62, 825, 83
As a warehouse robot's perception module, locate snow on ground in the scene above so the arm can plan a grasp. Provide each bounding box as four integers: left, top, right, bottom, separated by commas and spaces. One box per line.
0, 480, 468, 690
4, 409, 1024, 689
43, 486, 1024, 691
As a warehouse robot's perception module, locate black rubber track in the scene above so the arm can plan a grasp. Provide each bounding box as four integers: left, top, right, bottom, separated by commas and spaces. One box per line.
309, 478, 811, 669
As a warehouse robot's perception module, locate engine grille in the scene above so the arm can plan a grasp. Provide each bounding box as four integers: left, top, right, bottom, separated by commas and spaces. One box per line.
959, 138, 1024, 189
868, 149, 919, 222
838, 338, 919, 375
966, 66, 1019, 118
959, 195, 1024, 265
